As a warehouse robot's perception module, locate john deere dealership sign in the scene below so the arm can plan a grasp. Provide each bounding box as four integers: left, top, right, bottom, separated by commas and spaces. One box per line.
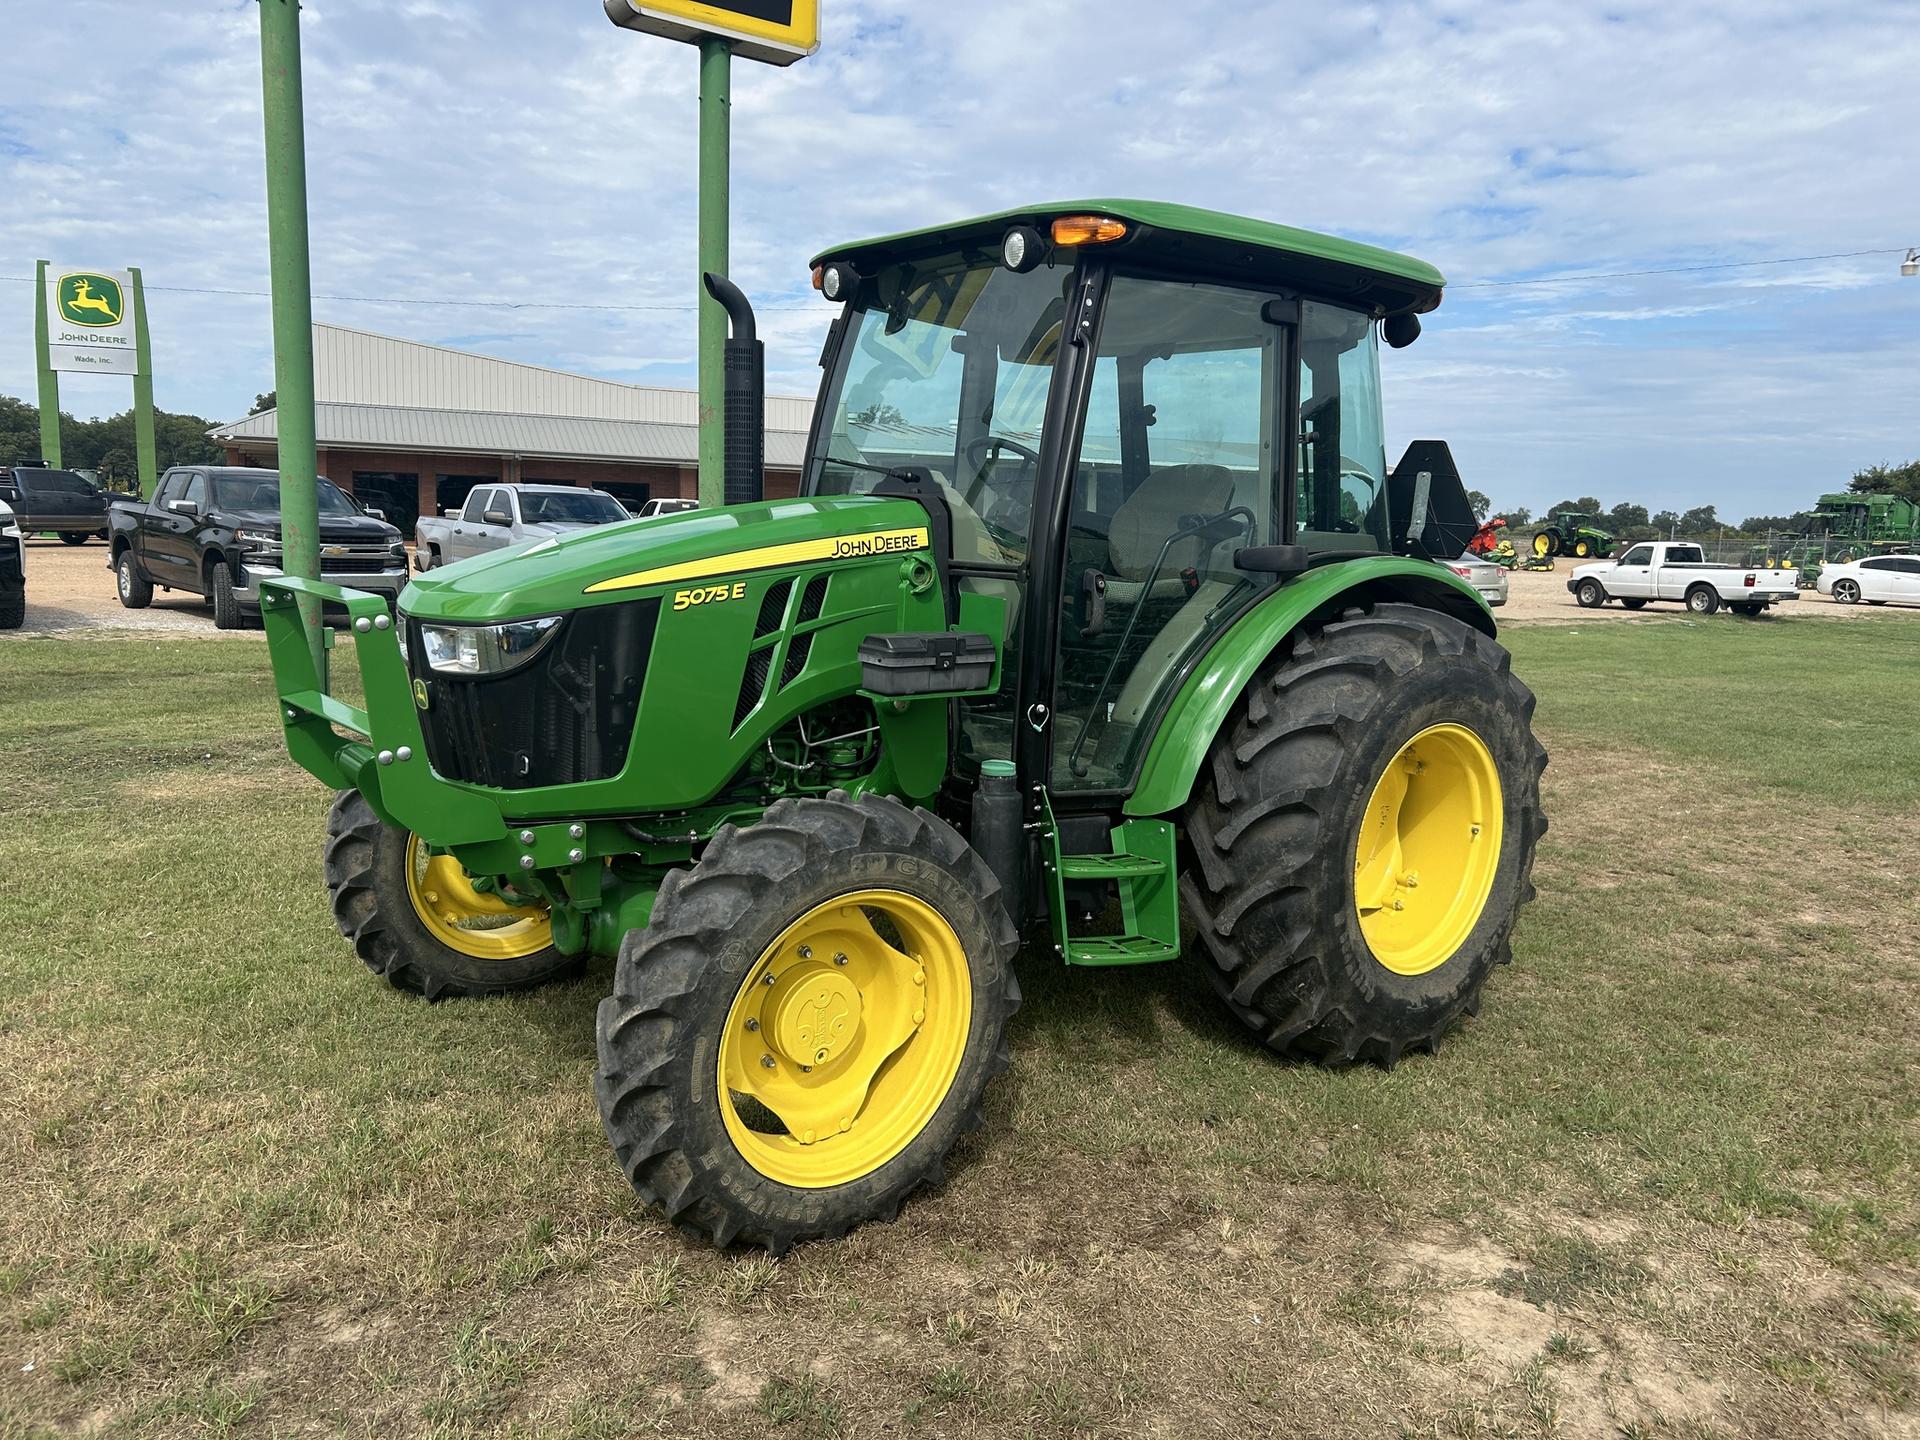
46, 268, 139, 374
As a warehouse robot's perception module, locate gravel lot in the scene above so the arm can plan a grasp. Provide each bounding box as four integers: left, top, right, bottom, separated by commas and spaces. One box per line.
4, 539, 1912, 639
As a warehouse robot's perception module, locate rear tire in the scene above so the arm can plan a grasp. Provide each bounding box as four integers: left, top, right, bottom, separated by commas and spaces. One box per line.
1832, 579, 1860, 604
323, 789, 579, 999
1732, 603, 1763, 617
0, 588, 22, 630
596, 793, 1020, 1251
1686, 585, 1719, 615
115, 551, 153, 608
210, 561, 243, 630
1181, 603, 1547, 1067
1620, 598, 1647, 610
1576, 579, 1607, 608
59, 532, 89, 546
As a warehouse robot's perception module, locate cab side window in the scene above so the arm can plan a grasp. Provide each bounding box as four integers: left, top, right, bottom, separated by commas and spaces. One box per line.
154, 473, 185, 508
1621, 545, 1653, 566
1297, 301, 1390, 553
180, 474, 207, 512
462, 488, 495, 524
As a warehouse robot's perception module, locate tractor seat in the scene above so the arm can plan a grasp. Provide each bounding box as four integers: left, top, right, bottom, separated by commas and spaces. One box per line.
1104, 464, 1235, 604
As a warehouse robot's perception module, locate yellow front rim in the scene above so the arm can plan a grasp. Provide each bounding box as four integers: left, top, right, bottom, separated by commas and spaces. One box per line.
1352, 724, 1504, 977
1533, 533, 1552, 555
404, 836, 553, 960
717, 890, 971, 1189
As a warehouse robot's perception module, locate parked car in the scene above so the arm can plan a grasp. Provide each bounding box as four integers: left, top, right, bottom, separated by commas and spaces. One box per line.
0, 498, 24, 629
1445, 552, 1508, 607
634, 497, 700, 518
0, 466, 111, 544
1816, 554, 1920, 607
414, 483, 631, 569
1568, 541, 1799, 616
108, 466, 408, 629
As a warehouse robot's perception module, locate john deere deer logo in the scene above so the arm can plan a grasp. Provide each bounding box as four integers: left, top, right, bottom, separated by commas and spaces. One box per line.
58, 274, 124, 328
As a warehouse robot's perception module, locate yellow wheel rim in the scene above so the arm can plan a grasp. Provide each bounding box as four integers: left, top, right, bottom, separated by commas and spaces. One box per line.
1352, 724, 1504, 977
717, 890, 971, 1189
1533, 533, 1551, 556
404, 836, 553, 960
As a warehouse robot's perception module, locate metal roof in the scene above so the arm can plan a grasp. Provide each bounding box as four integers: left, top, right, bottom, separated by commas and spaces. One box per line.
211, 401, 810, 470
815, 199, 1446, 315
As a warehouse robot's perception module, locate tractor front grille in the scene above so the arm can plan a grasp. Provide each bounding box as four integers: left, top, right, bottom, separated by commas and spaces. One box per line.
407, 599, 659, 791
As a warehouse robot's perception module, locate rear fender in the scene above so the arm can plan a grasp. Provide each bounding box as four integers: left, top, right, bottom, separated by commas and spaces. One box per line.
1123, 556, 1491, 818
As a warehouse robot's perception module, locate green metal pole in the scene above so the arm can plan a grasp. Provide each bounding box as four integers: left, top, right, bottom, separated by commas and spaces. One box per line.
32, 261, 62, 467
697, 38, 730, 509
130, 267, 158, 499
259, 0, 324, 673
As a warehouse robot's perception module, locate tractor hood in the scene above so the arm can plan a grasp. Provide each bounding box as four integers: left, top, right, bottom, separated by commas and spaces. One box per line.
398, 494, 936, 623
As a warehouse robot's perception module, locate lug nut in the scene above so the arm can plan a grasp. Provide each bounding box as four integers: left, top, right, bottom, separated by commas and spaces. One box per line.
833, 952, 848, 966
760, 1055, 776, 1069
745, 1018, 759, 1032
798, 945, 813, 959
763, 973, 776, 986
912, 1009, 925, 1025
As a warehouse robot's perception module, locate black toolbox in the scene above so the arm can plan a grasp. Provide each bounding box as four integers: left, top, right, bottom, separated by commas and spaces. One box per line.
858, 631, 996, 697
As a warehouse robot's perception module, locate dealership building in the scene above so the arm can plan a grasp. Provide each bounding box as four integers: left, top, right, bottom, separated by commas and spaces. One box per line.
209, 324, 815, 532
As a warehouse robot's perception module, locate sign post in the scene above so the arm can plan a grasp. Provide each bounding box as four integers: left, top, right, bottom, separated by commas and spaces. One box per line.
33, 261, 159, 494
605, 1, 819, 508
258, 0, 325, 677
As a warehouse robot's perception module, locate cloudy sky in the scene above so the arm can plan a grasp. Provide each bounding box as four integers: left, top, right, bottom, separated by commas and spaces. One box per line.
2, 0, 1915, 518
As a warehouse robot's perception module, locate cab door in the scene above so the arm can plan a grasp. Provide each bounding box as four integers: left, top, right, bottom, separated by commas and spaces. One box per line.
1045, 274, 1289, 793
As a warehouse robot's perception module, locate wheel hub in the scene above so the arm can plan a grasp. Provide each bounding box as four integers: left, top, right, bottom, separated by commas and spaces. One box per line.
765, 966, 863, 1067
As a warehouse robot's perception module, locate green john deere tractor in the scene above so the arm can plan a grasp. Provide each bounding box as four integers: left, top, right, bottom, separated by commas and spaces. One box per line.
260, 201, 1547, 1251
1531, 510, 1614, 560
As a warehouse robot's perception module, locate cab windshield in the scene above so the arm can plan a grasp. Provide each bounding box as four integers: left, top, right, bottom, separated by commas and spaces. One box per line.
808, 255, 1071, 565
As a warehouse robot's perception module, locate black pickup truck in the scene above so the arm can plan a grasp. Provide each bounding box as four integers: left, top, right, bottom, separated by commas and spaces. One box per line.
108, 466, 409, 629
0, 466, 113, 544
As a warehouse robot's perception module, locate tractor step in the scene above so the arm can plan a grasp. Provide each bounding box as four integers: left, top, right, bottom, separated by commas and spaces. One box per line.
1062, 934, 1182, 967
1056, 851, 1167, 880
1038, 797, 1182, 968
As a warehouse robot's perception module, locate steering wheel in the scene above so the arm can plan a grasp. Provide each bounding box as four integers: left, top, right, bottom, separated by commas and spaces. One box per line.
961, 434, 1039, 505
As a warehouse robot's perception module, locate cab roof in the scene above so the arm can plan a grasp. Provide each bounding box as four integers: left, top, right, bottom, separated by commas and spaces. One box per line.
813, 199, 1446, 316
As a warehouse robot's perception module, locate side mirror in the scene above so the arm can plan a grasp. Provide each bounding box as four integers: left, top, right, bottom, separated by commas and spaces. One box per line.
167, 498, 196, 516
365, 507, 386, 522
483, 509, 511, 527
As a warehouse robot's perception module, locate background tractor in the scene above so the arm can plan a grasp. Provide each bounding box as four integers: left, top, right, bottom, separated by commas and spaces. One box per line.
1531, 510, 1615, 559
260, 201, 1547, 1252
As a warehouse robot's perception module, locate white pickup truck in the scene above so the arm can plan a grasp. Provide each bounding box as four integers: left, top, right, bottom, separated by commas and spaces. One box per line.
413, 483, 631, 570
1569, 541, 1800, 616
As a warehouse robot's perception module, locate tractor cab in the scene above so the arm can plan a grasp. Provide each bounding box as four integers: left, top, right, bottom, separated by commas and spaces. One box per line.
803, 201, 1468, 800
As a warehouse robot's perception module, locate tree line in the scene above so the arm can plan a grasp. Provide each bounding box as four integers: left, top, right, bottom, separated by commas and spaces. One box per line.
1482, 458, 1920, 539
0, 393, 225, 489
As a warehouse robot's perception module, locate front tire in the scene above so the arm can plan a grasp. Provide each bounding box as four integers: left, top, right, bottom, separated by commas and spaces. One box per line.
1181, 603, 1547, 1066
323, 789, 577, 999
115, 552, 153, 608
210, 561, 243, 630
0, 588, 22, 630
595, 793, 1020, 1251
1686, 585, 1719, 615
1576, 579, 1607, 608
1832, 579, 1859, 604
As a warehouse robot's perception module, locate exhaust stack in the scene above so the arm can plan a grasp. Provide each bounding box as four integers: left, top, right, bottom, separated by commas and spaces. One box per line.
702, 272, 765, 506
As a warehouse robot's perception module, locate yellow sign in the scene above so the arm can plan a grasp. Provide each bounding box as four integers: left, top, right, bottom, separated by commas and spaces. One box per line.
603, 0, 818, 66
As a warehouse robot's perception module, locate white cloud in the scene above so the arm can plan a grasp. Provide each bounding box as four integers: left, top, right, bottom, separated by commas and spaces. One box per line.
0, 0, 1915, 518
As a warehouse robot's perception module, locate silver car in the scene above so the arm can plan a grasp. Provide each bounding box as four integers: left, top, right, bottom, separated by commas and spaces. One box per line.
1447, 553, 1509, 607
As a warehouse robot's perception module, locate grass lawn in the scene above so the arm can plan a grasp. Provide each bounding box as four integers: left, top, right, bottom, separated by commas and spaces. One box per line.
1, 614, 1917, 1438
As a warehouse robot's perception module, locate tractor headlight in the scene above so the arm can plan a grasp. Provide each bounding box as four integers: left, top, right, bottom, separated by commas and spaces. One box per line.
418, 616, 563, 675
